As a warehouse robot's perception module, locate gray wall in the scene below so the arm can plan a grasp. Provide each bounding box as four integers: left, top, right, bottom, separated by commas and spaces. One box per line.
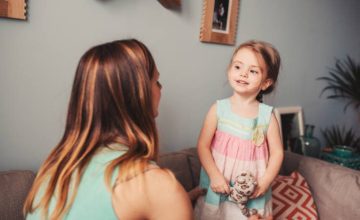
1, 0, 359, 171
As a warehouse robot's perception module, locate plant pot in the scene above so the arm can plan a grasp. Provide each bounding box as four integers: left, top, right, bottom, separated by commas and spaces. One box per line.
333, 145, 354, 158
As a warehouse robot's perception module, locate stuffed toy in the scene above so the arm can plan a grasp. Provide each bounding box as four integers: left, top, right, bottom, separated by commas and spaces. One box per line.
228, 171, 258, 217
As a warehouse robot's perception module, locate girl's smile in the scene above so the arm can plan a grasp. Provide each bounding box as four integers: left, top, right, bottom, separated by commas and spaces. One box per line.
235, 79, 249, 85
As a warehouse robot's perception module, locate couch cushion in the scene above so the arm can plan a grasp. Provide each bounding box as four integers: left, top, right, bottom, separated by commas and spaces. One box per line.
298, 157, 360, 220
272, 171, 318, 219
0, 170, 35, 220
158, 151, 194, 191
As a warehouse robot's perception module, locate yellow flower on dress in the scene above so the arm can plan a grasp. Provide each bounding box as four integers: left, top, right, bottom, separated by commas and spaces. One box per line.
252, 126, 265, 147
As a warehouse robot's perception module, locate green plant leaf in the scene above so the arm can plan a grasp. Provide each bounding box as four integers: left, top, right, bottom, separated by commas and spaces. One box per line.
317, 56, 360, 112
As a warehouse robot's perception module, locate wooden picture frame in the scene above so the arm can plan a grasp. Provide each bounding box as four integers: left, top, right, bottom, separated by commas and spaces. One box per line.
0, 0, 27, 20
274, 106, 305, 151
200, 0, 240, 45
157, 0, 181, 9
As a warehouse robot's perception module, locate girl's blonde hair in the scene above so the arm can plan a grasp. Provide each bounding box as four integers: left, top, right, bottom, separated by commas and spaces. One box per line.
23, 39, 159, 219
231, 40, 281, 101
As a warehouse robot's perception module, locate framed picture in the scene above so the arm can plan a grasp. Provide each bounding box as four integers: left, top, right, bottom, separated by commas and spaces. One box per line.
274, 106, 304, 151
0, 0, 27, 20
157, 0, 181, 9
200, 0, 240, 45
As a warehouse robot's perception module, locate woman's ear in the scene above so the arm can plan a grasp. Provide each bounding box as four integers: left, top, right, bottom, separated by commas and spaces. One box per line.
262, 79, 273, 91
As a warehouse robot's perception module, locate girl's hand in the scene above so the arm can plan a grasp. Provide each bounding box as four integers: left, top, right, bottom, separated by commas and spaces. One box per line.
209, 173, 230, 194
250, 178, 271, 199
248, 214, 262, 220
188, 186, 207, 201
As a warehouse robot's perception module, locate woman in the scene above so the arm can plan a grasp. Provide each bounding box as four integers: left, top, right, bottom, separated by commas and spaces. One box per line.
23, 39, 193, 219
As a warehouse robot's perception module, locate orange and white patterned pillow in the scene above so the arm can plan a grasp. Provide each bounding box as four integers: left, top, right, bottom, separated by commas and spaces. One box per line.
272, 171, 318, 219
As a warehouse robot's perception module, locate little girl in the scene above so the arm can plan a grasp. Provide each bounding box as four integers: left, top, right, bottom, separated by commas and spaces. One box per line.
194, 40, 284, 220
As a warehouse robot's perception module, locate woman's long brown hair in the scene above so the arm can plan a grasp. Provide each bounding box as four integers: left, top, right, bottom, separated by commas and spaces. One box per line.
23, 39, 159, 219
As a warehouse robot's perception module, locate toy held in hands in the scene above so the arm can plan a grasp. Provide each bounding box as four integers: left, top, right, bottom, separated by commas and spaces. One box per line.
228, 172, 258, 217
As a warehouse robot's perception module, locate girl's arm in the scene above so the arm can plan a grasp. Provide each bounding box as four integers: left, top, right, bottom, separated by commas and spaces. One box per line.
197, 103, 230, 194
112, 168, 193, 220
252, 113, 284, 198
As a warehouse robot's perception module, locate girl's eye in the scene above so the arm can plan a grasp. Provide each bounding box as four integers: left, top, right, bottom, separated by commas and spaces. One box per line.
234, 65, 240, 70
157, 81, 162, 89
250, 70, 258, 74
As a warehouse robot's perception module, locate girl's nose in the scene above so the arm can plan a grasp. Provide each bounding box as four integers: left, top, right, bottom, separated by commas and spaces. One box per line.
240, 69, 248, 77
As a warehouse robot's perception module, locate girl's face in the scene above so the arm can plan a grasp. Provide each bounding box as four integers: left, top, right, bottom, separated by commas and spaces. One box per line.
151, 67, 162, 117
228, 47, 272, 98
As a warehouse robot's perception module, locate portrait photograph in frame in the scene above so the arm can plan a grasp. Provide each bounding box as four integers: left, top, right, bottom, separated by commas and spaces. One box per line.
274, 106, 305, 151
199, 0, 240, 45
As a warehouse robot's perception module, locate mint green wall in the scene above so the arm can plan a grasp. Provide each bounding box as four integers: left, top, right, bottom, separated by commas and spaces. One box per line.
1, 0, 359, 171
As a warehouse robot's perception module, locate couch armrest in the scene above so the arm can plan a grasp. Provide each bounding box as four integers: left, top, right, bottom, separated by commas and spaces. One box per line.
0, 170, 35, 220
158, 147, 200, 192
279, 150, 303, 175
298, 156, 360, 220
158, 148, 193, 191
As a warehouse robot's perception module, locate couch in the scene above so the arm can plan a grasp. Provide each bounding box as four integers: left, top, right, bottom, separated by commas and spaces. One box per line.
0, 170, 35, 220
158, 148, 360, 220
1, 148, 360, 220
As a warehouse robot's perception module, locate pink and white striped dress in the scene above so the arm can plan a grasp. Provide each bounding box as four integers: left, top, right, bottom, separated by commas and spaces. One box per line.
194, 98, 273, 220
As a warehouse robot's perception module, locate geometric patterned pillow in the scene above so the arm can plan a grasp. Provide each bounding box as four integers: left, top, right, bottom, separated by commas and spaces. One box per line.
272, 171, 318, 219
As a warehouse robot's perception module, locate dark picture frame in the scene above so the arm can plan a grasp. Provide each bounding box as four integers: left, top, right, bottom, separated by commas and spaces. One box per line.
274, 106, 305, 151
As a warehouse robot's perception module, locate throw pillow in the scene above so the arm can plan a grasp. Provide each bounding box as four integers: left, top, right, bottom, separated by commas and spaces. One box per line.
272, 171, 318, 219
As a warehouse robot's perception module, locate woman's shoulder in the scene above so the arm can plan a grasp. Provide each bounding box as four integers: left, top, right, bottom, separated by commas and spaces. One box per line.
142, 168, 192, 219
112, 167, 192, 219
138, 167, 184, 194
113, 166, 184, 197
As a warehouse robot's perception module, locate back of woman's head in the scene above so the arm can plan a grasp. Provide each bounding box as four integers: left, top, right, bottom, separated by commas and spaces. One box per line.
68, 39, 158, 150
23, 39, 159, 219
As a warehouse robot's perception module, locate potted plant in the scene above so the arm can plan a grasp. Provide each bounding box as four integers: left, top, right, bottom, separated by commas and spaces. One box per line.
317, 56, 360, 154
321, 125, 360, 153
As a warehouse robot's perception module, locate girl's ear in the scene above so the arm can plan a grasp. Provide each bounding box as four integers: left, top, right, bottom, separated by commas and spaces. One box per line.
262, 79, 273, 91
